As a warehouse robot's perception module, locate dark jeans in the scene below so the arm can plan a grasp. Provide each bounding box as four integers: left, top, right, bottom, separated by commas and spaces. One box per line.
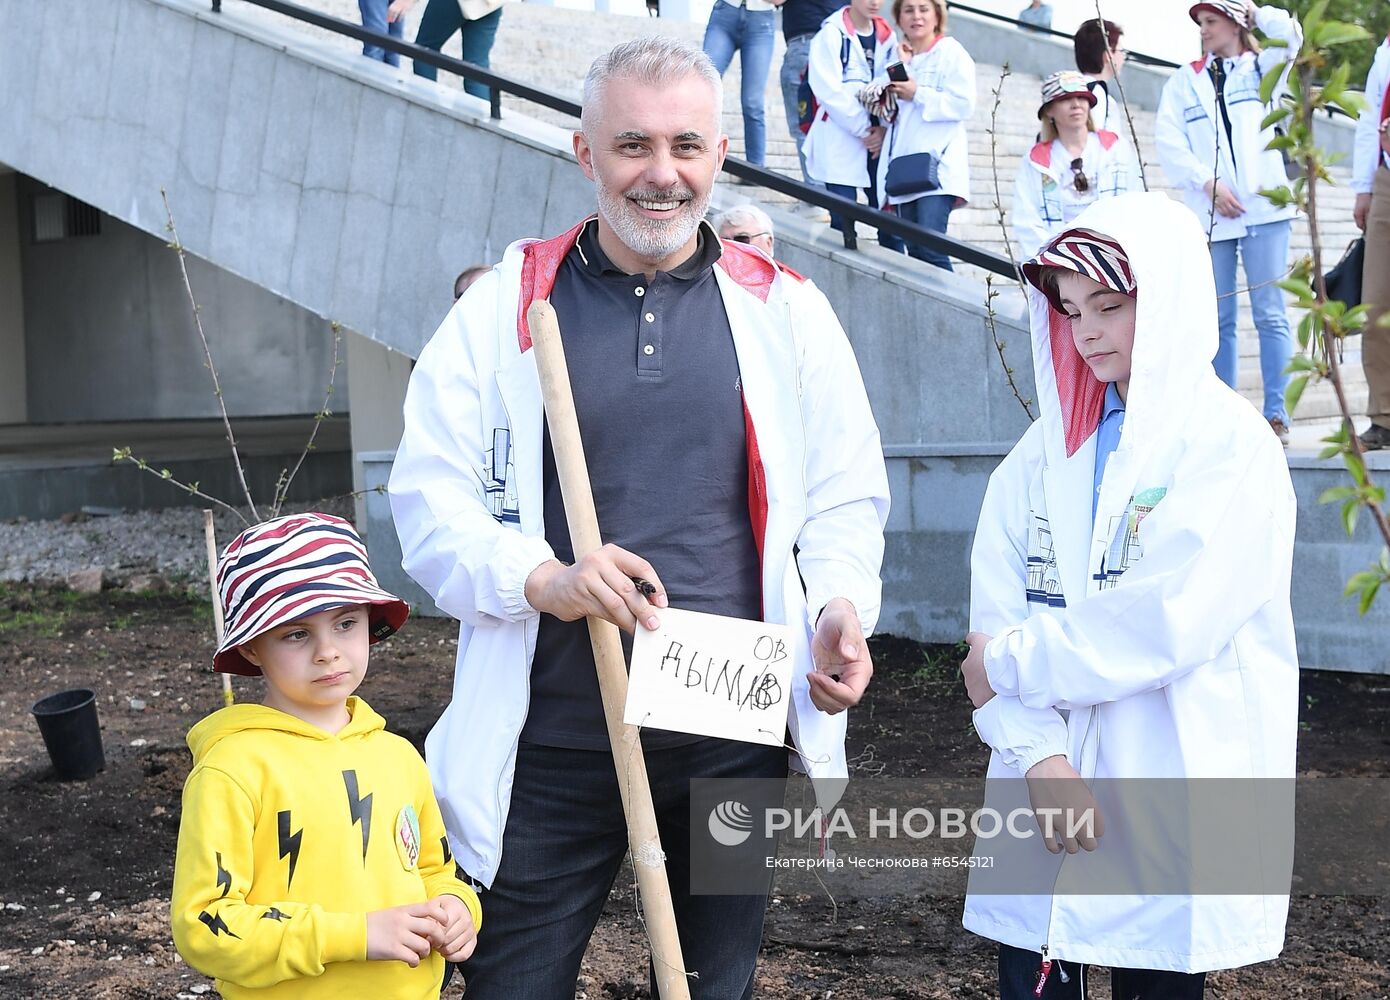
412, 0, 503, 100
896, 194, 956, 271
999, 944, 1207, 999
458, 739, 789, 999
827, 155, 906, 253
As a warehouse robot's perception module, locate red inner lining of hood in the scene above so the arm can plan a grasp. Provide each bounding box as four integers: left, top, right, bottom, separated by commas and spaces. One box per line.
1049, 308, 1106, 457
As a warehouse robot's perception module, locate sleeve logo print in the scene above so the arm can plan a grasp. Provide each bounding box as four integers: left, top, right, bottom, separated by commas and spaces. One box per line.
395, 804, 422, 871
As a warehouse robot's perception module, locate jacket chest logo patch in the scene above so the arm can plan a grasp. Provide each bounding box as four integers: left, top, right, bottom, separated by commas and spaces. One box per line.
1025, 513, 1066, 608
1094, 486, 1167, 590
395, 805, 422, 871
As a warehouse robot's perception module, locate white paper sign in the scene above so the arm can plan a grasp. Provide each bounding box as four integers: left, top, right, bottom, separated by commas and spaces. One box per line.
625, 608, 793, 747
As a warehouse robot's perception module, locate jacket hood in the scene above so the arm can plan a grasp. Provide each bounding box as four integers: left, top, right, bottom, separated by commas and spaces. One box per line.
186, 695, 385, 762
1022, 192, 1219, 465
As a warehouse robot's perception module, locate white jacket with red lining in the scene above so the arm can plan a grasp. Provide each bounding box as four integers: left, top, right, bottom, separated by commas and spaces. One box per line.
388, 220, 890, 888
803, 8, 898, 188
1012, 130, 1142, 260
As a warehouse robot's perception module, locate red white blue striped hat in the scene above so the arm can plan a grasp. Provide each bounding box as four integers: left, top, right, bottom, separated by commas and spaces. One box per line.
1022, 227, 1136, 311
1188, 1, 1250, 29
212, 512, 409, 676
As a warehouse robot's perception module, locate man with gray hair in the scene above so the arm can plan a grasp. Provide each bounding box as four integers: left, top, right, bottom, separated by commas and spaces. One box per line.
713, 202, 776, 257
391, 36, 888, 998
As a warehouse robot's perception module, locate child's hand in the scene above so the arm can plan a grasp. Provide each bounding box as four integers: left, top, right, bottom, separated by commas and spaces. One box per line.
386, 0, 415, 22
366, 902, 437, 967
429, 894, 478, 962
960, 632, 996, 708
1024, 755, 1105, 854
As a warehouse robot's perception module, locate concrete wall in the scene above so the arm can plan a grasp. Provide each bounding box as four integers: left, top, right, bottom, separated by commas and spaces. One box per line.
345, 331, 413, 526
0, 172, 25, 424
14, 176, 344, 423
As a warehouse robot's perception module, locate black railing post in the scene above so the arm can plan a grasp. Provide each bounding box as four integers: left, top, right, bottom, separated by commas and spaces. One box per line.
212, 0, 221, 10
490, 87, 502, 120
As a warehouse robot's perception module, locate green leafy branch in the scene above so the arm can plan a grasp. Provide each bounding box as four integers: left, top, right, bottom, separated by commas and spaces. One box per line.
1258, 0, 1390, 612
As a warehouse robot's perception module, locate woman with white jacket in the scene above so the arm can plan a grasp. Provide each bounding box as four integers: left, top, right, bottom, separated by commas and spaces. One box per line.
1155, 0, 1302, 445
873, 0, 975, 270
961, 192, 1297, 997
1012, 71, 1141, 260
803, 0, 904, 250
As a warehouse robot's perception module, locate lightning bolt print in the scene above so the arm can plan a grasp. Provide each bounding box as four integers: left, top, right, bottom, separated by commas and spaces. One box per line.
342, 770, 373, 862
440, 836, 453, 865
277, 810, 303, 888
198, 909, 241, 939
214, 851, 231, 899
261, 907, 290, 922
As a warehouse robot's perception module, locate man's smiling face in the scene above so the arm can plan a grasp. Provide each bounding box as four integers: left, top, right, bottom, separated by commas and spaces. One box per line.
574, 74, 728, 270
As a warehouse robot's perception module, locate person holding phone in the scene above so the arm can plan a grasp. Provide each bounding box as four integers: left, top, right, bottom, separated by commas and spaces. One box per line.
874, 0, 975, 269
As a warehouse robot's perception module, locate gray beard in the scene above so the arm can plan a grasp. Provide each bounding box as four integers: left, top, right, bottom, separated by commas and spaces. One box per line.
595, 182, 711, 263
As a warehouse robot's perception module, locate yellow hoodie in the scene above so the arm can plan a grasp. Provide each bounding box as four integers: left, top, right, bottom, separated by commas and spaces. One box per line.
170, 697, 481, 999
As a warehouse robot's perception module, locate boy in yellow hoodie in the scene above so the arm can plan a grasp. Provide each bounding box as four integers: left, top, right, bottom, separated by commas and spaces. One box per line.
171, 512, 481, 999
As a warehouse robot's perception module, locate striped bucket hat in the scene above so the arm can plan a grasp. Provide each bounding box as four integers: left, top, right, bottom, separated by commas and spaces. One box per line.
1037, 71, 1097, 119
1188, 0, 1250, 29
212, 512, 409, 676
1021, 227, 1136, 312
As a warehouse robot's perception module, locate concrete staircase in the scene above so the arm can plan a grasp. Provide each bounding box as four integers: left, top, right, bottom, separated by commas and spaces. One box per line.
259, 0, 1369, 435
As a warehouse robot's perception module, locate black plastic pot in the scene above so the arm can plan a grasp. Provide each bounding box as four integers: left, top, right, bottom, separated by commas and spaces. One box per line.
31, 688, 105, 780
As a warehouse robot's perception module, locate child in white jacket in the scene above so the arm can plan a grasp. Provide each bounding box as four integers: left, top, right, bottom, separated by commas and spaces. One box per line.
1155, 0, 1302, 443
803, 0, 904, 249
960, 192, 1297, 998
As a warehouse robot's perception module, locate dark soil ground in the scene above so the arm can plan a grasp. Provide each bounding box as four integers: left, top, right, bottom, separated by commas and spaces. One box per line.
0, 585, 1387, 999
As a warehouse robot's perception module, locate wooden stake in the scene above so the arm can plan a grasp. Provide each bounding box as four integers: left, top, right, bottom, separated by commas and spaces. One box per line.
202, 510, 233, 707
527, 300, 690, 1000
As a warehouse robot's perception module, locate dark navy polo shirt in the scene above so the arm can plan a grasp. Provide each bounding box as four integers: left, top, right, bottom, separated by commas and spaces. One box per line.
520, 220, 764, 751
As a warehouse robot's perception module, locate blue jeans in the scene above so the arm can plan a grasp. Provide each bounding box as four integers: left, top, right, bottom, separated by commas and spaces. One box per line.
1210, 219, 1294, 422
897, 194, 956, 270
828, 163, 907, 252
358, 0, 405, 66
999, 944, 1206, 999
457, 740, 788, 999
779, 33, 819, 186
703, 1, 776, 166
412, 0, 503, 100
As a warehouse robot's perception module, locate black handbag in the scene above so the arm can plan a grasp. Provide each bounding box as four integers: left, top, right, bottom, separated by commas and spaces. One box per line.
1323, 237, 1365, 318
884, 151, 942, 198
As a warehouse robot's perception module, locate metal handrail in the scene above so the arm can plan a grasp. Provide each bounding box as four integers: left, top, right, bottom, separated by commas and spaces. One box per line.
209, 0, 1019, 276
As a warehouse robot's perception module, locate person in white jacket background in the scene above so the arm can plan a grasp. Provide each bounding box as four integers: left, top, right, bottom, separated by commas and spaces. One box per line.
1352, 33, 1390, 452
389, 37, 889, 1000
803, 0, 905, 249
873, 0, 975, 270
1012, 71, 1141, 261
1155, 0, 1303, 445
959, 192, 1297, 996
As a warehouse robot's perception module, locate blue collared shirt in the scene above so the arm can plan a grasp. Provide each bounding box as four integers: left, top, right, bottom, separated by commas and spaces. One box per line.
1092, 382, 1126, 523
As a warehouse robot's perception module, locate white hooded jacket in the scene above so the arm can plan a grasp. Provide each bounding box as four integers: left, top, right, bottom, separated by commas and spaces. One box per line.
1012, 130, 1142, 260
803, 8, 898, 188
1154, 4, 1302, 242
388, 220, 889, 888
962, 193, 1298, 972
